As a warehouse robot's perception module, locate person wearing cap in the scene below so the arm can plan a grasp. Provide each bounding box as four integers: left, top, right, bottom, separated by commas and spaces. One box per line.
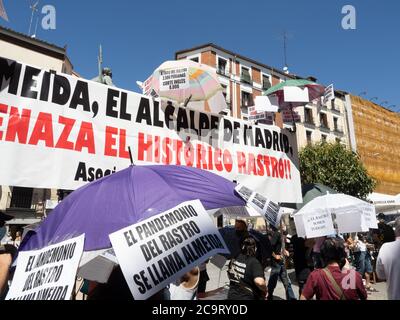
376, 217, 400, 300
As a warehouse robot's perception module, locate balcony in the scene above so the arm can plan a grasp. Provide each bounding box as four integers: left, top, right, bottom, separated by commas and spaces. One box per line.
304, 116, 315, 126
334, 127, 344, 135
319, 123, 330, 132
331, 106, 341, 114
241, 73, 252, 85
262, 78, 272, 91
216, 66, 230, 77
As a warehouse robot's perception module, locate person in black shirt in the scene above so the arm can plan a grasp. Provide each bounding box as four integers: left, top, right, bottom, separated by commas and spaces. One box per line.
227, 236, 267, 300
377, 213, 396, 244
267, 225, 297, 300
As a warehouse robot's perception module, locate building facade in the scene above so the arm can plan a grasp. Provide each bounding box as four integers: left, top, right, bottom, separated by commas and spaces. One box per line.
345, 94, 400, 195
295, 91, 350, 149
0, 26, 75, 236
175, 43, 351, 152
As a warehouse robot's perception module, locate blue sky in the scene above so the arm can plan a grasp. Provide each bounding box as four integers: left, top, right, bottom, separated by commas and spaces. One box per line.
1, 0, 399, 109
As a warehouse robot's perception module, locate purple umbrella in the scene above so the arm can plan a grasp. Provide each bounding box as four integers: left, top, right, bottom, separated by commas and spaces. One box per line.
19, 165, 245, 253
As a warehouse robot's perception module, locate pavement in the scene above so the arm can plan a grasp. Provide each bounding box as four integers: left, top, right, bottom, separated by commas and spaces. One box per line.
204, 261, 388, 300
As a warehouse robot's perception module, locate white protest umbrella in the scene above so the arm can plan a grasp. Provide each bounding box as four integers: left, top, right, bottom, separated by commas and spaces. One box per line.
294, 193, 377, 238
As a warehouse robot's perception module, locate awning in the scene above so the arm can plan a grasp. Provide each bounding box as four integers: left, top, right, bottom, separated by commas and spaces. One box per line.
367, 192, 400, 213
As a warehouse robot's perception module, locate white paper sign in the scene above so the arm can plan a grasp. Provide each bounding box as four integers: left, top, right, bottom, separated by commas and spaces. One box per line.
335, 209, 369, 234
235, 184, 281, 227
283, 86, 309, 103
302, 210, 335, 238
254, 95, 279, 113
323, 84, 335, 104
109, 200, 229, 300
6, 234, 84, 300
159, 67, 189, 91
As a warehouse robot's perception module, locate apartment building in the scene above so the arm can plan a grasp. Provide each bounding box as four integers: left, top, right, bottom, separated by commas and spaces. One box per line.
0, 26, 75, 233
175, 43, 350, 151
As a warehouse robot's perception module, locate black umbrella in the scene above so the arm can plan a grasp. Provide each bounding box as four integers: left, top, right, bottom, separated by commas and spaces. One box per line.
219, 226, 272, 267
0, 211, 13, 227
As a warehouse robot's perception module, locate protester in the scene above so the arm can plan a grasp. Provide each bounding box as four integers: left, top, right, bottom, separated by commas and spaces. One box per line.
376, 217, 400, 300
234, 219, 250, 248
0, 243, 17, 299
290, 233, 313, 296
266, 224, 297, 300
352, 233, 377, 292
197, 260, 210, 298
169, 267, 200, 300
311, 236, 326, 269
227, 236, 267, 300
300, 238, 367, 300
377, 213, 396, 244
13, 231, 22, 248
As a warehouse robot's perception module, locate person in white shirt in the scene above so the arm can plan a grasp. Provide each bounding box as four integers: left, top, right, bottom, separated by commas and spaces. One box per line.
376, 217, 400, 300
168, 267, 200, 300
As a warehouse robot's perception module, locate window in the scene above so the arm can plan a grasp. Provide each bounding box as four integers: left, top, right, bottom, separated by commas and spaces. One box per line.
241, 91, 253, 107
262, 75, 271, 90
241, 67, 252, 84
304, 108, 314, 125
321, 134, 327, 142
190, 57, 199, 63
217, 58, 228, 76
306, 131, 312, 145
333, 117, 341, 132
10, 187, 33, 209
320, 113, 329, 129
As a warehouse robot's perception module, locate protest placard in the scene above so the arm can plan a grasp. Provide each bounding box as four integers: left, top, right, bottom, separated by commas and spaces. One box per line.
159, 67, 189, 91
109, 200, 229, 300
6, 234, 84, 300
302, 209, 335, 238
235, 184, 281, 227
0, 57, 301, 203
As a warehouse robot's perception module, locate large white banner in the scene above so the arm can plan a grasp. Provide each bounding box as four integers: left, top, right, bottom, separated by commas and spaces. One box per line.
0, 57, 301, 203
109, 200, 229, 300
6, 234, 84, 300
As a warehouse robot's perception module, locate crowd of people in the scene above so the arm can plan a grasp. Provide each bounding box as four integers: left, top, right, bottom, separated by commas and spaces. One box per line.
0, 212, 399, 301
225, 215, 400, 300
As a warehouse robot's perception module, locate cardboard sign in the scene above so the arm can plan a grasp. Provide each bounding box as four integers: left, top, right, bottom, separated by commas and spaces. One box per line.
282, 109, 301, 123
235, 184, 281, 227
302, 210, 335, 239
159, 67, 189, 91
254, 95, 279, 113
0, 57, 301, 203
6, 234, 84, 300
283, 87, 309, 103
109, 200, 229, 300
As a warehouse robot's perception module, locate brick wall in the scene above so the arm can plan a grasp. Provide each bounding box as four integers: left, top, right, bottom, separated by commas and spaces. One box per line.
201, 51, 216, 67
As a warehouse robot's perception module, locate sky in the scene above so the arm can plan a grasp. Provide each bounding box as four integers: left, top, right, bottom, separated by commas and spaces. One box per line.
1, 0, 399, 109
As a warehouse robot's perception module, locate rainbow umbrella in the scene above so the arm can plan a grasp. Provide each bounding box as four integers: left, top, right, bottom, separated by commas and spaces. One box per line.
148, 60, 228, 114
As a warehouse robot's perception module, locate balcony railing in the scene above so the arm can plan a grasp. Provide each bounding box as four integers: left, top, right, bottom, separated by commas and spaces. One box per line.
334, 127, 344, 134
304, 117, 315, 126
320, 123, 330, 131
216, 66, 229, 77
241, 73, 252, 84
262, 82, 271, 91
